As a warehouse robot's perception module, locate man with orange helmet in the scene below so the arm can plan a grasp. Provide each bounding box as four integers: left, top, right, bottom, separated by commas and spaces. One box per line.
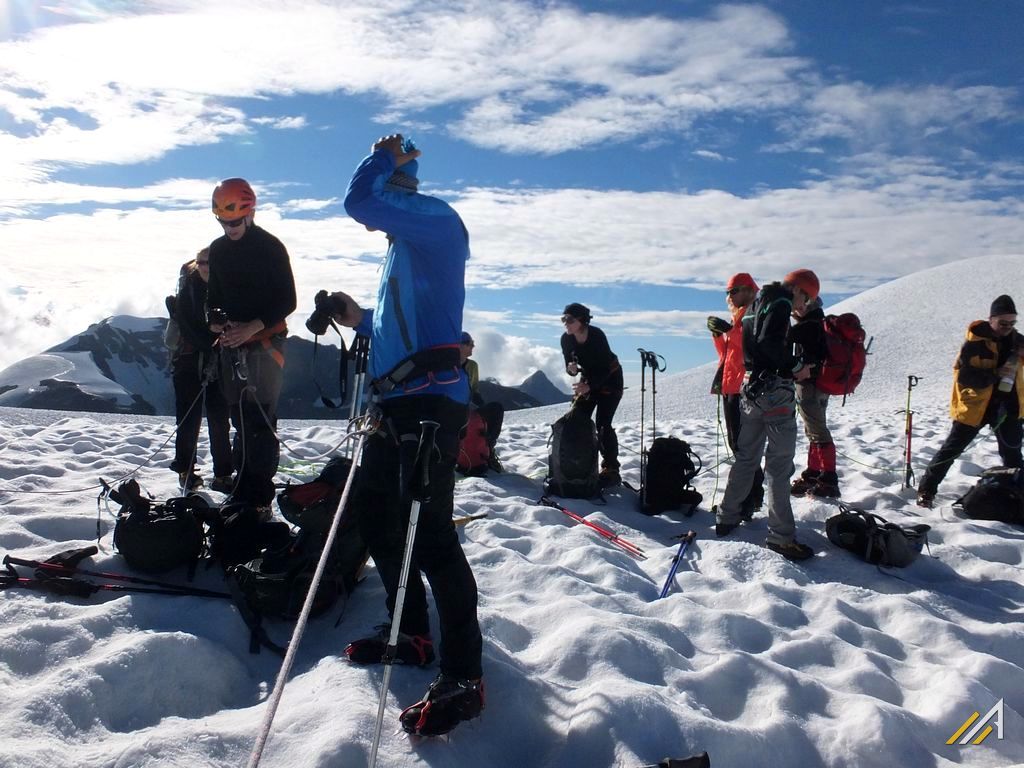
784, 269, 840, 498
207, 177, 296, 513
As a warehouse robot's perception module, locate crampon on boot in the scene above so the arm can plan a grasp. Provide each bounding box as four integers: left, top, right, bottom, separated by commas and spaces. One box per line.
345, 623, 435, 667
400, 674, 484, 736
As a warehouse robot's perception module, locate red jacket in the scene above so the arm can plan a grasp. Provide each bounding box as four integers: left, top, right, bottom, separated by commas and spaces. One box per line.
712, 305, 749, 395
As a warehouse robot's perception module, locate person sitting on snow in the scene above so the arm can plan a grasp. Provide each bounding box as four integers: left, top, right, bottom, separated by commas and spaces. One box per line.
460, 331, 504, 471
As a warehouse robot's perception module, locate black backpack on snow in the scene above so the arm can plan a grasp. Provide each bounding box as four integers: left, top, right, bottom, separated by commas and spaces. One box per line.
545, 408, 601, 499
228, 455, 367, 623
640, 437, 703, 516
825, 504, 930, 567
953, 467, 1024, 525
109, 479, 205, 574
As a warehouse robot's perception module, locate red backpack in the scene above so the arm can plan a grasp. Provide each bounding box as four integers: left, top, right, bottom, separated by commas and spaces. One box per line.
816, 313, 868, 399
457, 410, 491, 475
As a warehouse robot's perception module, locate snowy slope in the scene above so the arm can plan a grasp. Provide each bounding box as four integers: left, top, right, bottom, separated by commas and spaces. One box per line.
0, 255, 1023, 768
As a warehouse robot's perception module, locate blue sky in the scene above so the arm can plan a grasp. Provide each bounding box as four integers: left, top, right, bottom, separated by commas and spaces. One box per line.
1, 0, 1022, 392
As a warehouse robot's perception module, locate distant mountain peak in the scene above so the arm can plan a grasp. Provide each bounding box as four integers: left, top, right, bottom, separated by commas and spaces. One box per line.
518, 369, 571, 405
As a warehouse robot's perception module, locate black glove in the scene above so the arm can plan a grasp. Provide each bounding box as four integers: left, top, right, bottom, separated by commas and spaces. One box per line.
707, 316, 732, 336
165, 295, 177, 316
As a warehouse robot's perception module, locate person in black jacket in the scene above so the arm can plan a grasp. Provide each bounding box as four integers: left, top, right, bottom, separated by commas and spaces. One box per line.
207, 178, 296, 512
560, 302, 623, 487
784, 269, 840, 498
714, 271, 818, 561
168, 248, 233, 492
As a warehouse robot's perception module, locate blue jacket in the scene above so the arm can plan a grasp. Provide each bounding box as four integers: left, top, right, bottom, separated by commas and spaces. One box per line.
344, 149, 470, 404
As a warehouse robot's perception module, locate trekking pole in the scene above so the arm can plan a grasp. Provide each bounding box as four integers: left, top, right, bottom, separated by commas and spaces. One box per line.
3, 553, 231, 599
247, 425, 373, 768
538, 496, 647, 560
369, 420, 440, 768
1, 564, 231, 599
898, 375, 920, 489
658, 531, 696, 599
637, 349, 648, 503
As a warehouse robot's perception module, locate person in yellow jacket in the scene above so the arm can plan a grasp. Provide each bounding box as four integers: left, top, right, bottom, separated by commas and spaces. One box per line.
917, 294, 1024, 508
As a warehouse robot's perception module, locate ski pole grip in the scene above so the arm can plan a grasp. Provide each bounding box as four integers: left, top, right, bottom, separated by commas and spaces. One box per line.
410, 420, 440, 503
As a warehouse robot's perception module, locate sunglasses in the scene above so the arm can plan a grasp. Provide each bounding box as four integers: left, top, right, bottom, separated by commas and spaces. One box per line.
726, 287, 747, 296
997, 320, 1018, 328
561, 315, 577, 323
217, 215, 246, 228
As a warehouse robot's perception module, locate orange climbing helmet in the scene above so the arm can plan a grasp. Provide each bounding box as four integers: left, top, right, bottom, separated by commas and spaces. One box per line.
212, 178, 256, 220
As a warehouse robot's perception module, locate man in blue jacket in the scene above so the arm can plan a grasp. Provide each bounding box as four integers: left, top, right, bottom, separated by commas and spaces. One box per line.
327, 134, 484, 737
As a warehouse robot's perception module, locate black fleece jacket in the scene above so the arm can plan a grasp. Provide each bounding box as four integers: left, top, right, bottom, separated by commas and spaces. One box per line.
207, 225, 296, 330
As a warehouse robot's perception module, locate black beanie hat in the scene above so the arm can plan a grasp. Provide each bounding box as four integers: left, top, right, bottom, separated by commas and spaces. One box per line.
563, 302, 592, 322
990, 294, 1017, 317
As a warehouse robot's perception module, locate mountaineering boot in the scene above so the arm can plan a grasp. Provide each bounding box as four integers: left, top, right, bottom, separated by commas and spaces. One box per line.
790, 469, 819, 496
765, 539, 815, 561
810, 471, 841, 498
740, 499, 761, 521
400, 673, 485, 736
210, 475, 235, 494
599, 465, 621, 488
178, 471, 203, 491
715, 521, 739, 537
916, 491, 934, 509
345, 623, 435, 667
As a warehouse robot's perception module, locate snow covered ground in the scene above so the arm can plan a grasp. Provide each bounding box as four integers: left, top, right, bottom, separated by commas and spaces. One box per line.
1, 255, 1023, 768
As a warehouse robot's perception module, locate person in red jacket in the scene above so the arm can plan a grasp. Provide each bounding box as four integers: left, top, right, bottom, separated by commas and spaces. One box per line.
708, 273, 764, 517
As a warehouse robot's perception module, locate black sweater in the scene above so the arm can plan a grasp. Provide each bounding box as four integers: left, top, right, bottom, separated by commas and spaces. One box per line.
561, 325, 622, 392
789, 304, 828, 379
207, 225, 297, 330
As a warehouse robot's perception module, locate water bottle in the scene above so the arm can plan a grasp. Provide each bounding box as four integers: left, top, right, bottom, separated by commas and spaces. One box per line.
998, 357, 1018, 393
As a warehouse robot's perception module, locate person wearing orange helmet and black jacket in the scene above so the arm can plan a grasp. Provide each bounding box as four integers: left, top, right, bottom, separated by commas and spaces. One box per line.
560, 302, 624, 487
783, 269, 840, 498
714, 271, 818, 561
206, 178, 296, 513
709, 272, 765, 517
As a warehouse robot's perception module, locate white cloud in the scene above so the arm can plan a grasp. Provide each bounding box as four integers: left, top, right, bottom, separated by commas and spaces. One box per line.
3, 152, 1022, 371
463, 329, 571, 393
2, 0, 1007, 182
252, 115, 308, 130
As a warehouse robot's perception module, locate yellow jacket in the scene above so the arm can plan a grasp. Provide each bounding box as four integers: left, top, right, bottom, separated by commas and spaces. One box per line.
950, 320, 1024, 427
